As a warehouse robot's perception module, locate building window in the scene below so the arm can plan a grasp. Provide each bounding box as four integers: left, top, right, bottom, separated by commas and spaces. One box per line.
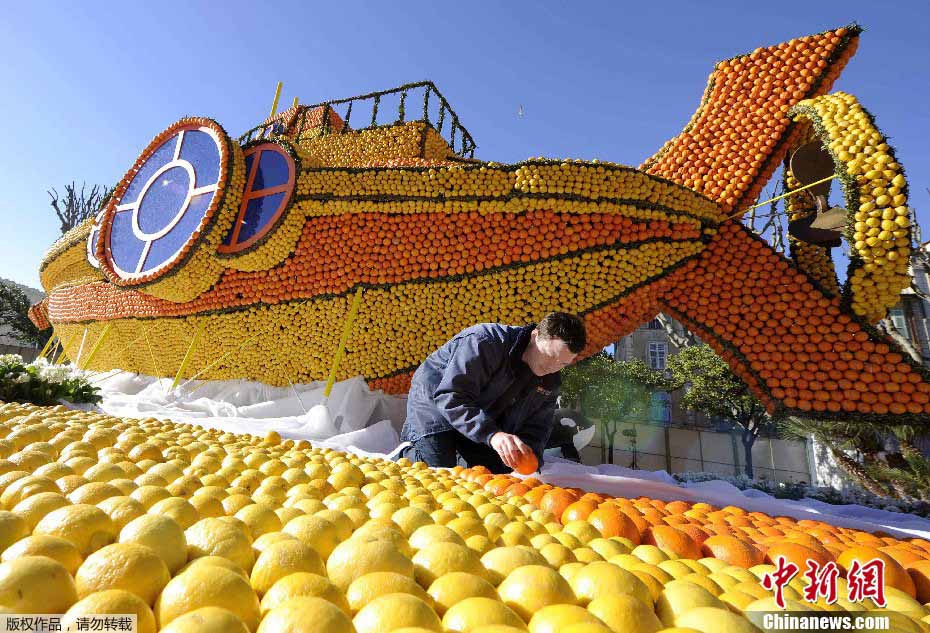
890, 306, 909, 339
651, 392, 671, 423
648, 341, 667, 370
646, 318, 662, 330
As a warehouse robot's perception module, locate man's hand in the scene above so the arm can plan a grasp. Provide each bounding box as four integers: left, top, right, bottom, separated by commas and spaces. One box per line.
490, 432, 532, 471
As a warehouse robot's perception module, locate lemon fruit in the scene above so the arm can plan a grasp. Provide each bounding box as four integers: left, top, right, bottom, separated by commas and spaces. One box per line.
159, 606, 250, 633
10, 491, 69, 530
675, 607, 760, 633
186, 517, 255, 572
354, 592, 442, 633
0, 511, 28, 551
413, 541, 486, 586
347, 571, 432, 613
570, 560, 652, 606
528, 604, 603, 633
655, 580, 726, 627
481, 546, 547, 585
97, 495, 147, 530
428, 571, 498, 616
62, 589, 156, 633
249, 539, 325, 595
74, 542, 170, 605
282, 514, 341, 559
0, 556, 78, 613
588, 594, 663, 633
260, 571, 349, 614
179, 555, 248, 579
496, 564, 576, 622
33, 503, 116, 556
442, 596, 525, 632
119, 514, 188, 574
327, 538, 414, 591
150, 497, 200, 530
155, 565, 260, 631
0, 534, 83, 574
259, 596, 355, 633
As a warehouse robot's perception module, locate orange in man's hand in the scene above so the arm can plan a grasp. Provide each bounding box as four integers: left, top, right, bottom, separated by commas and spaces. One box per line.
513, 450, 538, 475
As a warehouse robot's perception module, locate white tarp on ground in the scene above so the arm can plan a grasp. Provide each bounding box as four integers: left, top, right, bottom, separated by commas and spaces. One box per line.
86, 371, 408, 445
83, 372, 930, 541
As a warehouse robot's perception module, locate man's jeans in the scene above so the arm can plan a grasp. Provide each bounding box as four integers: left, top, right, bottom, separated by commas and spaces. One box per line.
397, 431, 509, 474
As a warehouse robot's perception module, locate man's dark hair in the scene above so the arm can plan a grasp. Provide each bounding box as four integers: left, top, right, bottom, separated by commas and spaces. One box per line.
537, 312, 586, 353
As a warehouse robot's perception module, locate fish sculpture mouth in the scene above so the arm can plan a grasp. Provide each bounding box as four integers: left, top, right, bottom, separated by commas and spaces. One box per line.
30, 25, 930, 424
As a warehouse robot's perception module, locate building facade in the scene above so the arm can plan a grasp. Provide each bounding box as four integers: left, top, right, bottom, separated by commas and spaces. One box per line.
612, 315, 719, 430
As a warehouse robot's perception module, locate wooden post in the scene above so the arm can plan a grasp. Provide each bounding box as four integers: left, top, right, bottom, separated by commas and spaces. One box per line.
172, 321, 205, 391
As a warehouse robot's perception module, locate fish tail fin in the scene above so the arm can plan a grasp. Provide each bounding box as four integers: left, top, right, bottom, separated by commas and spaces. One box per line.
659, 222, 930, 421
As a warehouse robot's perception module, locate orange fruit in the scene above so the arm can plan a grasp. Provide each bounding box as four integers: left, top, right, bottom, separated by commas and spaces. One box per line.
665, 501, 691, 514
513, 452, 538, 476
700, 536, 764, 569
836, 545, 916, 598
675, 525, 711, 547
765, 542, 834, 571
906, 559, 930, 603
540, 489, 579, 523
643, 526, 702, 560
879, 546, 927, 568
561, 501, 597, 524
587, 507, 641, 544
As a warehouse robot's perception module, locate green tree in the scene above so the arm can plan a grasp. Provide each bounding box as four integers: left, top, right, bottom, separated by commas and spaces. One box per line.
666, 345, 772, 477
0, 281, 49, 347
561, 353, 667, 464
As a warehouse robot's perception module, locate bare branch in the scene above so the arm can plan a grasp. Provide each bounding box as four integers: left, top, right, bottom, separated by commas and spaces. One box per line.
48, 180, 113, 234
877, 318, 923, 363
655, 313, 700, 349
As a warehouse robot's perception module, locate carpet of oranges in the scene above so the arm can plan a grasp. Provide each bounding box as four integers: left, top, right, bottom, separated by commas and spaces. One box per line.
2, 401, 930, 633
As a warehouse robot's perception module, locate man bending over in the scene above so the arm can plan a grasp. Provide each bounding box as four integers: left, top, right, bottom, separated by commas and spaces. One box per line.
396, 312, 586, 473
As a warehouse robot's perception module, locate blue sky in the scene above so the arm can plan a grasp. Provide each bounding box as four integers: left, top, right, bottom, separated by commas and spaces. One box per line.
1, 1, 928, 289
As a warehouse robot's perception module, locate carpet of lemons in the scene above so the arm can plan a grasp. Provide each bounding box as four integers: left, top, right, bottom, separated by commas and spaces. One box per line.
0, 401, 925, 633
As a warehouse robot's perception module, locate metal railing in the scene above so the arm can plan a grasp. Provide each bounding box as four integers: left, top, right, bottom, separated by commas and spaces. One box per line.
238, 81, 477, 158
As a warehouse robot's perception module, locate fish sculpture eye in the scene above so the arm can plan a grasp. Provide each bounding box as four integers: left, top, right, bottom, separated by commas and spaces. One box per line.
101, 122, 226, 281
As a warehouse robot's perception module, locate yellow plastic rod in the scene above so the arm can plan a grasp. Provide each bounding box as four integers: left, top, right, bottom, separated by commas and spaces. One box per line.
324, 288, 364, 398
140, 322, 161, 379
72, 327, 89, 366
56, 332, 77, 364
171, 321, 205, 391
37, 333, 57, 360
80, 322, 113, 370
269, 82, 283, 118
727, 174, 837, 220
47, 337, 63, 363
292, 96, 299, 109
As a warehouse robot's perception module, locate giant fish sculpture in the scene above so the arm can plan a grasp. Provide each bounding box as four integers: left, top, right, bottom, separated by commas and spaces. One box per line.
32, 24, 930, 423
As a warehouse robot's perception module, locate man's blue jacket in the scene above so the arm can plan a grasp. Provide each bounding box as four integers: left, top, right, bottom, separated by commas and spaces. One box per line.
401, 322, 561, 466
